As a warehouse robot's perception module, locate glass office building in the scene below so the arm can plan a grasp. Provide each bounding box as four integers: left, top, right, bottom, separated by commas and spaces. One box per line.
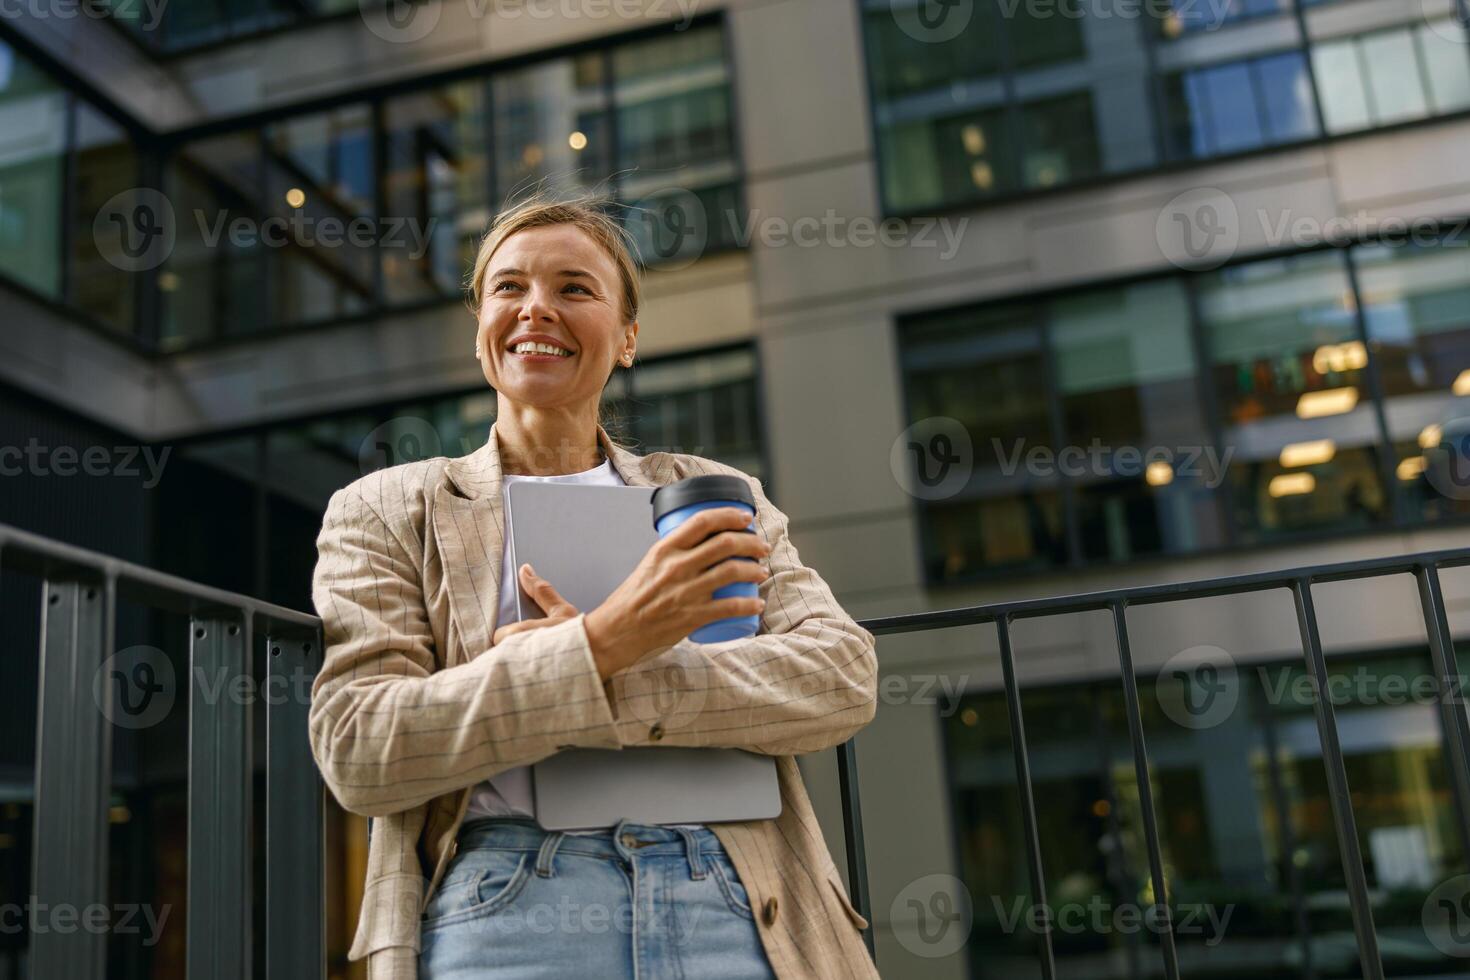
3, 1, 1470, 977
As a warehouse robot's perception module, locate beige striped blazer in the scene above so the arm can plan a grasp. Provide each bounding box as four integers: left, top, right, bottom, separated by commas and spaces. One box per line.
308, 419, 882, 979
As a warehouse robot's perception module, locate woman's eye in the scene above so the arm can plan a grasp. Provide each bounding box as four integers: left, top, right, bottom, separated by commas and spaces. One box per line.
492, 281, 520, 292
565, 283, 591, 294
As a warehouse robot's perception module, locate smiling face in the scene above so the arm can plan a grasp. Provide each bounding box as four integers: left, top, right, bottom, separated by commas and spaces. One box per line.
474, 223, 637, 411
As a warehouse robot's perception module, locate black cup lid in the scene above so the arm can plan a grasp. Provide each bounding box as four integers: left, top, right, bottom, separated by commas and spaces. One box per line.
650, 474, 755, 524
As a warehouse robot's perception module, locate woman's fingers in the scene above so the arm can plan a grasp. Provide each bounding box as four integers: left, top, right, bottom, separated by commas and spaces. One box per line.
520, 563, 580, 617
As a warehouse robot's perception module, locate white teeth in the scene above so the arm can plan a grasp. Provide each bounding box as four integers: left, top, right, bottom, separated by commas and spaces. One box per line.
512, 341, 572, 357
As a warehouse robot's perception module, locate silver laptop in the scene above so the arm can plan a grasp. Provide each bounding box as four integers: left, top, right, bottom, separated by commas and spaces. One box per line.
505, 481, 781, 831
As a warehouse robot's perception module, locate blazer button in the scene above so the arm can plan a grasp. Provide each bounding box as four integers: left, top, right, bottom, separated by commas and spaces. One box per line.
649, 722, 664, 741
762, 895, 779, 926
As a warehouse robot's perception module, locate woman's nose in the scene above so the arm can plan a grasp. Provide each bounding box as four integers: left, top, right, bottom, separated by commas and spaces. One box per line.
518, 285, 557, 321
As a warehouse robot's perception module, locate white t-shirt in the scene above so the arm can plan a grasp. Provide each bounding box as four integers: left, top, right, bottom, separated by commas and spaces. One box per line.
463, 455, 702, 834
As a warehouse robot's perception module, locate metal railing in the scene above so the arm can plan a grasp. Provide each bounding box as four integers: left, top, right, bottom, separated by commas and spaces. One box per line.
1, 522, 324, 980
850, 544, 1470, 979
8, 519, 1470, 978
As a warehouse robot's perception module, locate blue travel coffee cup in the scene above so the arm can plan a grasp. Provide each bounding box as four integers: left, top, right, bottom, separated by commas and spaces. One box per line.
650, 475, 761, 644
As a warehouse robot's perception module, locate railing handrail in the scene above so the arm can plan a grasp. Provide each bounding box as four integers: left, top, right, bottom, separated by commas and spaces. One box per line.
859, 544, 1470, 634
0, 521, 320, 633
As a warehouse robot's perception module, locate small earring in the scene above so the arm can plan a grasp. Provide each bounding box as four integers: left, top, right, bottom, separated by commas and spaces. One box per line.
475, 345, 481, 358
623, 352, 634, 363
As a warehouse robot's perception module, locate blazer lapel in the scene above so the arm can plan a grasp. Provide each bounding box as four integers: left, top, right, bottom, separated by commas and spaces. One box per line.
430, 419, 668, 669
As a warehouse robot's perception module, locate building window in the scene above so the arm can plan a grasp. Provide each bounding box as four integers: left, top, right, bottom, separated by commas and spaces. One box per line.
1313, 21, 1470, 134
154, 21, 742, 346
0, 42, 66, 301
899, 231, 1470, 584
943, 647, 1470, 978
860, 0, 1470, 213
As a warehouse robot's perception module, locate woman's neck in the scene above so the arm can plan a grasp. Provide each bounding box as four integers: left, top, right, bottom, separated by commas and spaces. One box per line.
494, 405, 605, 476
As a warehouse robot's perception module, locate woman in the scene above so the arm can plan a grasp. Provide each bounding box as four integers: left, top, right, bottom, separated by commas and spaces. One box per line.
308, 193, 881, 980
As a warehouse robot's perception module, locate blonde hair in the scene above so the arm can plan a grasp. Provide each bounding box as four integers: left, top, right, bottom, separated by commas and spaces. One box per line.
467, 190, 642, 325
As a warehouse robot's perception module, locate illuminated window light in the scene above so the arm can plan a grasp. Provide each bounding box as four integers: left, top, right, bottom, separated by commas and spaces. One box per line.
1279, 438, 1336, 468
961, 123, 985, 156
568, 131, 588, 151
1311, 341, 1367, 374
1269, 472, 1316, 497
1296, 387, 1358, 419
285, 187, 306, 208
970, 161, 993, 190
1420, 423, 1443, 449
1454, 369, 1470, 396
1145, 461, 1174, 486
1397, 456, 1427, 480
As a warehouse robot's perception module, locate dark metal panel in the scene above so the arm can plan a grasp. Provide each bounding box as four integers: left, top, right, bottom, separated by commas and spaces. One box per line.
995, 616, 1058, 980
187, 616, 252, 980
31, 577, 111, 979
1291, 579, 1385, 980
1109, 602, 1181, 980
266, 629, 327, 980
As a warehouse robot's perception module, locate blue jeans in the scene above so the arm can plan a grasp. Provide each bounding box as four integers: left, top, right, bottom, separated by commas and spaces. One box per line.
419, 817, 778, 979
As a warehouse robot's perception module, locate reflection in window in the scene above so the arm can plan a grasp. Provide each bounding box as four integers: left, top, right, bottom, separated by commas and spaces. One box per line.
384, 82, 490, 304
1198, 251, 1389, 540
1163, 52, 1317, 159
863, 0, 1138, 212
1053, 281, 1225, 561
69, 104, 137, 334
1313, 22, 1470, 134
0, 42, 65, 300
945, 649, 1470, 978
1353, 237, 1470, 523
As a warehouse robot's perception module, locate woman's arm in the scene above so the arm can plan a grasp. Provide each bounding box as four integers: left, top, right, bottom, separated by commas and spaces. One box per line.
307, 483, 624, 818
600, 476, 879, 756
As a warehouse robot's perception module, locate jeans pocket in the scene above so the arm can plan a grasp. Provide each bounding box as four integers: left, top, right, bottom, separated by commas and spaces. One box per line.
421, 849, 531, 933
707, 850, 755, 921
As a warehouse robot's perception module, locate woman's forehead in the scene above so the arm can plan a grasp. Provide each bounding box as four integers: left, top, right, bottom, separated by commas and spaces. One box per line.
496, 225, 616, 277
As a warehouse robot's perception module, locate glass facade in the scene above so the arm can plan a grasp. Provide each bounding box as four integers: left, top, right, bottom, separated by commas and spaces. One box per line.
158, 22, 741, 348
861, 0, 1470, 213
899, 230, 1470, 585
101, 0, 365, 54
944, 644, 1470, 978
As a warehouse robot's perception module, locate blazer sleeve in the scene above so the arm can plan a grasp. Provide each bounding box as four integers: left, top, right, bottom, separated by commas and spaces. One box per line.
607, 475, 879, 756
307, 483, 624, 818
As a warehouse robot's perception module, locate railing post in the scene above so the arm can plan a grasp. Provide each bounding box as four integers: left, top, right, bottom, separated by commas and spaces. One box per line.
1291, 579, 1385, 980
187, 615, 252, 980
995, 616, 1057, 980
1415, 563, 1470, 865
267, 629, 327, 980
1109, 600, 1182, 980
31, 576, 112, 980
834, 736, 874, 958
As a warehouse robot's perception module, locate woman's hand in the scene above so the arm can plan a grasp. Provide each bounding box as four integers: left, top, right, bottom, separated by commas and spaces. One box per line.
583, 506, 771, 680
491, 563, 581, 645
